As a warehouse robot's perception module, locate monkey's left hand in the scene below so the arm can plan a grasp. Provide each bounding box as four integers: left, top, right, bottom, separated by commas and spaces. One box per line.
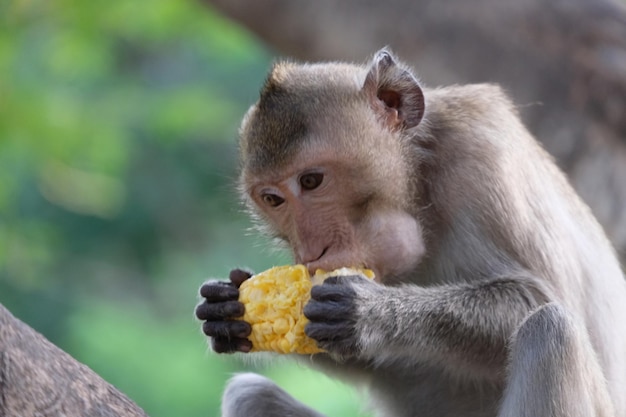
304, 274, 374, 357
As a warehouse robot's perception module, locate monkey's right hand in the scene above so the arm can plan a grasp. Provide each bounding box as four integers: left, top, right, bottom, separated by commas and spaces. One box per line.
195, 268, 253, 353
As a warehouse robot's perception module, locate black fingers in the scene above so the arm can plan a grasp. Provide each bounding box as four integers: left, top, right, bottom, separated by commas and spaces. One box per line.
304, 321, 354, 342
196, 279, 244, 320
203, 320, 251, 339
199, 281, 239, 301
303, 296, 354, 321
212, 336, 253, 354
309, 276, 358, 302
304, 275, 360, 356
229, 268, 253, 288
306, 276, 358, 320
306, 277, 358, 321
305, 320, 357, 357
195, 299, 244, 321
197, 277, 253, 354
197, 298, 252, 353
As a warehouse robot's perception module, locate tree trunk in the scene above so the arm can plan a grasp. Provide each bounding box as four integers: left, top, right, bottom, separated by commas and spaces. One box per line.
206, 0, 626, 261
0, 304, 149, 417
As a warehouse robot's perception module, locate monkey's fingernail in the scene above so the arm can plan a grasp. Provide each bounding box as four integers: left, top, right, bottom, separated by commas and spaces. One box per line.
234, 321, 252, 338
238, 340, 253, 353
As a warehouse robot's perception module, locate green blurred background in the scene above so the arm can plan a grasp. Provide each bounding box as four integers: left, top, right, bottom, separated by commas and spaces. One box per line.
0, 1, 368, 416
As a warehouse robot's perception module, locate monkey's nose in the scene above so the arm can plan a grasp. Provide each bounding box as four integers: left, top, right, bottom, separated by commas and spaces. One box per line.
300, 247, 328, 273
299, 247, 327, 264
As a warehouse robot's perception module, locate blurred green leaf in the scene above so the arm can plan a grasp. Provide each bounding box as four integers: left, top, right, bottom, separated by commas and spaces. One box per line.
0, 1, 366, 416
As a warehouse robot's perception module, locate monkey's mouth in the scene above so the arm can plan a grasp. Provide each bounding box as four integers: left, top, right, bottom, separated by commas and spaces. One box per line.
305, 247, 373, 277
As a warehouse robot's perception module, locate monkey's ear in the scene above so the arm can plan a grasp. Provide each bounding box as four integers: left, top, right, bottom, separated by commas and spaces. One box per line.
362, 49, 425, 130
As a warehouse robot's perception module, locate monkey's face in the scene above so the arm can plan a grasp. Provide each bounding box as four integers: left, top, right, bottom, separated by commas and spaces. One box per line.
244, 143, 425, 283
239, 52, 428, 282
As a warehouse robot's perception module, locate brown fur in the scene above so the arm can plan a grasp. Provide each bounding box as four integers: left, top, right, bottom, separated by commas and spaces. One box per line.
211, 49, 626, 417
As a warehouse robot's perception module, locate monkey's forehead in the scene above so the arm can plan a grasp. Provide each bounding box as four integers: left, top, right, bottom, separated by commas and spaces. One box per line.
238, 102, 352, 176
239, 63, 369, 174
238, 100, 308, 174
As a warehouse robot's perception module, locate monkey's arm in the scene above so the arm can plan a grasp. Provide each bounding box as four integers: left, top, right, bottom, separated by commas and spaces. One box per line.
304, 274, 551, 379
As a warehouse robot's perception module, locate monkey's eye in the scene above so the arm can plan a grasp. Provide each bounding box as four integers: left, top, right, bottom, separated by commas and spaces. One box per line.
262, 193, 285, 207
299, 173, 324, 191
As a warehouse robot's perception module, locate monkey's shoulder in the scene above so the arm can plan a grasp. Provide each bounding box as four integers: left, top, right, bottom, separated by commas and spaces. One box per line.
420, 83, 528, 146
425, 83, 516, 120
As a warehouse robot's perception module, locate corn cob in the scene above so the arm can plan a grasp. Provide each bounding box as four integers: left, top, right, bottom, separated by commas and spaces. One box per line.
239, 265, 374, 354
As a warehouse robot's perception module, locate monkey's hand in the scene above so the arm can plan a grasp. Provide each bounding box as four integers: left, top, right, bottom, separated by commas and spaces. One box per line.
195, 269, 253, 354
304, 274, 373, 357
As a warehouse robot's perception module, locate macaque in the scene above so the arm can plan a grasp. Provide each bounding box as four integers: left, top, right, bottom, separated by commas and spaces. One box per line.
195, 49, 626, 417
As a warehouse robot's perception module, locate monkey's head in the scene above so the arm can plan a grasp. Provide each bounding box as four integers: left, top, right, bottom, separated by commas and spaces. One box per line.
238, 50, 426, 282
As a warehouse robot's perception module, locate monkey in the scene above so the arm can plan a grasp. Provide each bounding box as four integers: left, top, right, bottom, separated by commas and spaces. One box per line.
195, 49, 626, 417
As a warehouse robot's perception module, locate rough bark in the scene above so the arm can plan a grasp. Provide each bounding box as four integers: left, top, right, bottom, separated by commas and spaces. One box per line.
206, 0, 626, 261
0, 304, 149, 417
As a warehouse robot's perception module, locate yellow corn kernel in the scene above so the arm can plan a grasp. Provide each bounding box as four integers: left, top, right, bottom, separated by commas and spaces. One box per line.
239, 265, 374, 354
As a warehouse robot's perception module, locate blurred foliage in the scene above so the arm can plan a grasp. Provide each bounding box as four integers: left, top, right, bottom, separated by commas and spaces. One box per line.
0, 1, 369, 416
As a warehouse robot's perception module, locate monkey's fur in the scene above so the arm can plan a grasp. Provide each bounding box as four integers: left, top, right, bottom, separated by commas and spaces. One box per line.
196, 50, 626, 417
